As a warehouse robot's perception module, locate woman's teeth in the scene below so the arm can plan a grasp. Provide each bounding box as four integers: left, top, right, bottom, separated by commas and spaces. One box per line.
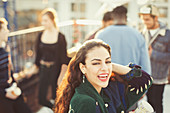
98, 74, 108, 79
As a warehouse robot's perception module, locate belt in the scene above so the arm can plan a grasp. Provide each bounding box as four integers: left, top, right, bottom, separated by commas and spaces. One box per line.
40, 60, 55, 68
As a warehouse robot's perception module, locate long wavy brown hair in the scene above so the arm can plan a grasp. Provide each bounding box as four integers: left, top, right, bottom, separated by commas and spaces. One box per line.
55, 39, 111, 113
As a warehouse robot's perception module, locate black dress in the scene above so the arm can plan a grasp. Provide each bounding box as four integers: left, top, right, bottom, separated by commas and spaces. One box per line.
35, 32, 69, 108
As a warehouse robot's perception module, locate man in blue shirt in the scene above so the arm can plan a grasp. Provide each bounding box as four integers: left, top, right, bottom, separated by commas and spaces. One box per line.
95, 6, 151, 75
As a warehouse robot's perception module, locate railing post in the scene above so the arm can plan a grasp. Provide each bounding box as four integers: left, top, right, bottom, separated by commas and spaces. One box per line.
13, 0, 18, 31
3, 0, 10, 29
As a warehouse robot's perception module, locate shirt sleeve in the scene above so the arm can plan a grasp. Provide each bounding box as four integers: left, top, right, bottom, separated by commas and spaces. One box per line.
34, 32, 42, 67
139, 37, 151, 75
125, 69, 152, 111
58, 33, 69, 65
110, 65, 152, 111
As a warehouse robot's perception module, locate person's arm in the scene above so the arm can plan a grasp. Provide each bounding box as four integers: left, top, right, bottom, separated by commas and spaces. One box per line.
24, 64, 39, 78
34, 33, 42, 68
125, 69, 152, 111
59, 33, 69, 65
151, 48, 170, 63
151, 30, 170, 63
111, 63, 142, 84
114, 63, 152, 111
112, 63, 131, 75
57, 34, 69, 86
139, 40, 151, 75
57, 64, 67, 86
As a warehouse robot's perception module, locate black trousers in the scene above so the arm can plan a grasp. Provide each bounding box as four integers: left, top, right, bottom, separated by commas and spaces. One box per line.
147, 84, 165, 113
38, 64, 60, 109
0, 95, 32, 113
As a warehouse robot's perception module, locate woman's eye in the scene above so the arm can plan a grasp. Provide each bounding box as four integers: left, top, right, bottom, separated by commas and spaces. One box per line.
92, 62, 100, 65
106, 61, 111, 64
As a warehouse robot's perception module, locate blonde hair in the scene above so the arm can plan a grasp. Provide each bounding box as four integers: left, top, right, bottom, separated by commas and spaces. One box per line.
41, 8, 59, 30
0, 18, 8, 30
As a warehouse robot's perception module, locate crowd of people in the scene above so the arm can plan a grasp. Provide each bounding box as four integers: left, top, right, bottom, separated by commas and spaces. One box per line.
0, 3, 169, 113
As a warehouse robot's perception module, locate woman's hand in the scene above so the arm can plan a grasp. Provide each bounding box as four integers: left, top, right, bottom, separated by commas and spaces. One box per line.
24, 64, 39, 78
5, 90, 19, 100
5, 83, 21, 100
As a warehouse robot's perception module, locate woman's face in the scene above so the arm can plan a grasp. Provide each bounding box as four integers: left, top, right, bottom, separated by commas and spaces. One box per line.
41, 14, 55, 29
80, 46, 112, 93
0, 23, 9, 42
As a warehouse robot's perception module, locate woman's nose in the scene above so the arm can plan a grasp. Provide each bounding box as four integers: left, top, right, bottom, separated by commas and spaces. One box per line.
101, 63, 108, 70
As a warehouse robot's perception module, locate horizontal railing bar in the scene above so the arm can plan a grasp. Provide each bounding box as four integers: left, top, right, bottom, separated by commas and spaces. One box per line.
8, 19, 101, 37
8, 26, 44, 37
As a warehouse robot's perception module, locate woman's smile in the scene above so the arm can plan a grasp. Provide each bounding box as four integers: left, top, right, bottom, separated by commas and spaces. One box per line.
97, 73, 109, 82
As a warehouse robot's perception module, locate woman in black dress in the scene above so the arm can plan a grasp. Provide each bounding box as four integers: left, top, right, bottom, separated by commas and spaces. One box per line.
34, 8, 69, 109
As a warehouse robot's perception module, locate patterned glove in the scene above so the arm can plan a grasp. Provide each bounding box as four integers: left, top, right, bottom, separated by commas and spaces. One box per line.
121, 63, 152, 94
120, 63, 142, 81
110, 63, 152, 94
128, 70, 153, 94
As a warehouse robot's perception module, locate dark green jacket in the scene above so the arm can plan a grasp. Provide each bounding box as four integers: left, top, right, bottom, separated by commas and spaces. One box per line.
69, 69, 152, 113
69, 78, 109, 113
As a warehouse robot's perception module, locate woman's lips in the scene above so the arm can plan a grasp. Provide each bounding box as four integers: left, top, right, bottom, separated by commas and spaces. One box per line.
98, 73, 109, 82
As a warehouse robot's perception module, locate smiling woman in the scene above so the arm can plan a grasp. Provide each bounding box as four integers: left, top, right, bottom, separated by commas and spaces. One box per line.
79, 46, 112, 93
55, 39, 153, 113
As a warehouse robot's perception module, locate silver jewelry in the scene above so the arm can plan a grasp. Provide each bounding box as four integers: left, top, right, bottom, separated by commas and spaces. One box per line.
83, 75, 85, 83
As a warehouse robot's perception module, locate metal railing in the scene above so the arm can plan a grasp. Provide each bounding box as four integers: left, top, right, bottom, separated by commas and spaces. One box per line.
8, 19, 101, 73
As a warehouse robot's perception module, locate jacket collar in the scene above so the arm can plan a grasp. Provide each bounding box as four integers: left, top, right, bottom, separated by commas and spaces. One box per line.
142, 21, 167, 37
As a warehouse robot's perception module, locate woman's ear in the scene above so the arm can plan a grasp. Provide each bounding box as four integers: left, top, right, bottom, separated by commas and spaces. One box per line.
79, 63, 86, 74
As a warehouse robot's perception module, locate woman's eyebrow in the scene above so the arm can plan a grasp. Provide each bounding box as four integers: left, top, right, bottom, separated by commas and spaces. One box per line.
106, 57, 111, 60
91, 59, 101, 62
91, 57, 111, 62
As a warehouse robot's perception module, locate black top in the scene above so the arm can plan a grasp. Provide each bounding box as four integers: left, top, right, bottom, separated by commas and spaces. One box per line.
35, 32, 69, 67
